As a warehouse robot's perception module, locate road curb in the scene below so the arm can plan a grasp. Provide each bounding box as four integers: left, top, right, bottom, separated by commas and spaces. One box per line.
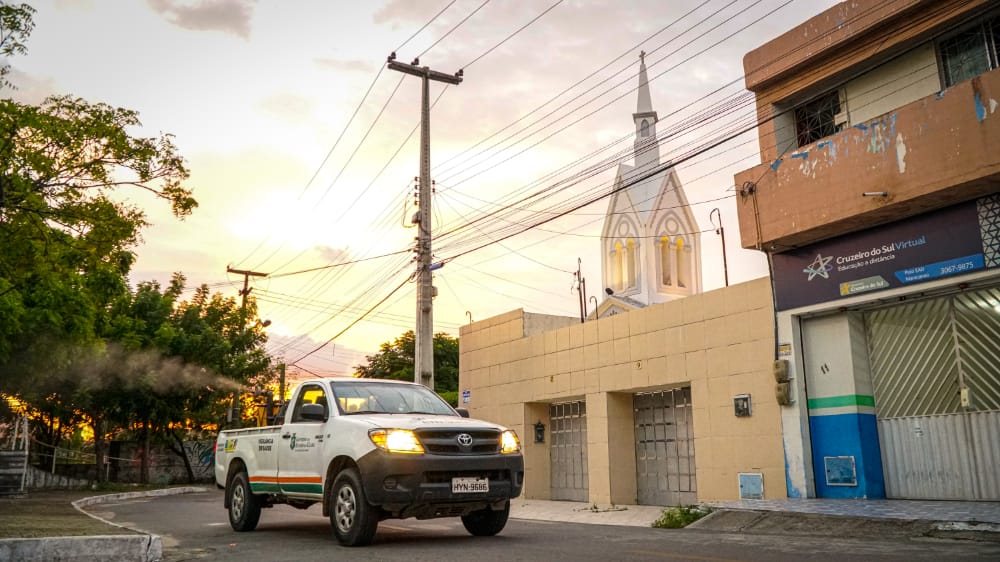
0, 534, 161, 562
689, 508, 1000, 543
0, 487, 206, 562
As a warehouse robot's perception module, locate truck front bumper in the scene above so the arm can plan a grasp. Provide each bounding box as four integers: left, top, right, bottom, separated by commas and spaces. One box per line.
356, 449, 524, 519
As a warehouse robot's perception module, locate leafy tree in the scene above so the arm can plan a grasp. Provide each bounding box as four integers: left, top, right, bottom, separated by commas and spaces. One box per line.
0, 8, 200, 480
356, 330, 459, 399
103, 274, 273, 482
0, 2, 34, 89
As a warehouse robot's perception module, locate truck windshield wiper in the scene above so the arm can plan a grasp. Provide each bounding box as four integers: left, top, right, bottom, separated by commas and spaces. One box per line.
343, 410, 387, 415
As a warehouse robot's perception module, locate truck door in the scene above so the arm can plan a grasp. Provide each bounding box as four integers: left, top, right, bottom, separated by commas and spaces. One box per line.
277, 383, 328, 498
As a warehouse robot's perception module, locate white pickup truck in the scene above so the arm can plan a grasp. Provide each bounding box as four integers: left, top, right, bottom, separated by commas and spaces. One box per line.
214, 377, 524, 546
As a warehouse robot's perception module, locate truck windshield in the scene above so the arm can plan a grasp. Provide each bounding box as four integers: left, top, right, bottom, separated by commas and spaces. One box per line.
331, 382, 457, 416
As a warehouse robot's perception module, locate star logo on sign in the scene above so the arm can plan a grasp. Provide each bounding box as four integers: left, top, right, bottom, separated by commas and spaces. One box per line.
803, 254, 833, 281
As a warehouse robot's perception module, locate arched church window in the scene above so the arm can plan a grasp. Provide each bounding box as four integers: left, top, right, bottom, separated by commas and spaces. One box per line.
640, 119, 650, 137
675, 237, 688, 289
626, 238, 637, 290
659, 235, 672, 286
614, 241, 624, 292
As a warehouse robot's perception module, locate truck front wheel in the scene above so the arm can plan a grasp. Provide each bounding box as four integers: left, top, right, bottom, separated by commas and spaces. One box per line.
329, 468, 379, 546
228, 471, 262, 532
461, 500, 510, 536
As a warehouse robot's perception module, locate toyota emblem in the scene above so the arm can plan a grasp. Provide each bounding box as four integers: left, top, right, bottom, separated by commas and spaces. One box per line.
456, 433, 473, 447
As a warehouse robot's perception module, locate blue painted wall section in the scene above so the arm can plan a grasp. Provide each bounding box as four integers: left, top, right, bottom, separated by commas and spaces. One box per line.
809, 413, 885, 499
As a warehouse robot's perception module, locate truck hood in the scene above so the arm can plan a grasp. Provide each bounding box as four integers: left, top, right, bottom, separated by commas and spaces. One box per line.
345, 413, 508, 432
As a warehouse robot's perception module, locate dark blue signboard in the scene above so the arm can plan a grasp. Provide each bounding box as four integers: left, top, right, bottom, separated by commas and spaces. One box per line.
771, 196, 998, 311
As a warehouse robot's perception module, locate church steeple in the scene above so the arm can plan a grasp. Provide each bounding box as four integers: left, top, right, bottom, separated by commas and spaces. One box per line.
636, 51, 654, 114
633, 51, 659, 175
600, 52, 702, 313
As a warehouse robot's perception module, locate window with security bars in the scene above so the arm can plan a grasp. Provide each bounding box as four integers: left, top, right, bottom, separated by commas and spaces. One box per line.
794, 89, 843, 147
939, 13, 1000, 88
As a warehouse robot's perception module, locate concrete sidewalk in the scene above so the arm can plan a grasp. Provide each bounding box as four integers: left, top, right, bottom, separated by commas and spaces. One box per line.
510, 498, 667, 527
509, 497, 1000, 543
0, 487, 205, 562
511, 497, 1000, 527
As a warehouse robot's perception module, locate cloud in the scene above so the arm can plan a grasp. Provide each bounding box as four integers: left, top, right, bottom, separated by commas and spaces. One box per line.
258, 92, 315, 124
146, 0, 255, 39
314, 245, 349, 263
314, 57, 373, 74
371, 0, 429, 27
54, 0, 96, 10
4, 70, 59, 104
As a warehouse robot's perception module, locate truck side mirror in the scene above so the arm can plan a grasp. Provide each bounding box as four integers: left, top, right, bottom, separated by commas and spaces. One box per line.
455, 408, 470, 418
299, 403, 328, 422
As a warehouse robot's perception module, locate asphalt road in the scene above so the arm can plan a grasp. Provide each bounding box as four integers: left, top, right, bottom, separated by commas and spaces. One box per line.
89, 490, 1000, 562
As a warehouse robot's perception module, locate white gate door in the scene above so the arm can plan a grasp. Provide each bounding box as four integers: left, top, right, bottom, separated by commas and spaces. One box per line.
634, 388, 696, 506
550, 401, 588, 502
866, 286, 1000, 500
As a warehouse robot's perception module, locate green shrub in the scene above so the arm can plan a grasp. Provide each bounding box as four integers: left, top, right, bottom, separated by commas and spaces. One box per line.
438, 390, 458, 407
652, 505, 713, 529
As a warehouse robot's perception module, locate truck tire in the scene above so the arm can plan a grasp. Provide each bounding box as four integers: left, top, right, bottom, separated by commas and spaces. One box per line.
461, 500, 510, 536
329, 468, 379, 546
228, 471, 262, 532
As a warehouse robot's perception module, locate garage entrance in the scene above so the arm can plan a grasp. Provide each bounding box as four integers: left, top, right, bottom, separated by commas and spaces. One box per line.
634, 388, 696, 505
549, 401, 588, 502
866, 286, 1000, 500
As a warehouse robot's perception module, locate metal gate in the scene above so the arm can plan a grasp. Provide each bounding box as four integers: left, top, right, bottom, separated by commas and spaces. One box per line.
634, 388, 696, 506
866, 286, 1000, 500
550, 401, 588, 502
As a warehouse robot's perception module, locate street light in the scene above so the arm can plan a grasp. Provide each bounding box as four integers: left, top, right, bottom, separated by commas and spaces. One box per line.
709, 208, 729, 287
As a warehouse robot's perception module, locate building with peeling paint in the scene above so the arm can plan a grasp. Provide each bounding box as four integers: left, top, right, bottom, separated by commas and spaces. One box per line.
734, 0, 1000, 500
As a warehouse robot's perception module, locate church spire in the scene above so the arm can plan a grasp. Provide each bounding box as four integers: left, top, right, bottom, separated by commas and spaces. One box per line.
636, 51, 653, 114
632, 51, 659, 173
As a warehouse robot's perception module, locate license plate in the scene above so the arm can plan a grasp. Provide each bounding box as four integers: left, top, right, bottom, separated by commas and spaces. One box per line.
452, 477, 489, 493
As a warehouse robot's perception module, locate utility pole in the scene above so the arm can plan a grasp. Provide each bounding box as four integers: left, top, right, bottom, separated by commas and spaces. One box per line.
278, 362, 286, 408
227, 266, 268, 428
574, 258, 587, 323
387, 52, 463, 390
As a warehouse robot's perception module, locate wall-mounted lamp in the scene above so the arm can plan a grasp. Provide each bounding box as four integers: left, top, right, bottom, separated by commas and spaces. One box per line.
862, 191, 888, 197
709, 208, 729, 287
533, 421, 546, 443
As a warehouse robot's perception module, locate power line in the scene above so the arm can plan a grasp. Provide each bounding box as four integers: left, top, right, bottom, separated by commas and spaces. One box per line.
289, 275, 412, 363
250, 0, 936, 348
416, 0, 492, 59
395, 0, 458, 52
461, 0, 564, 69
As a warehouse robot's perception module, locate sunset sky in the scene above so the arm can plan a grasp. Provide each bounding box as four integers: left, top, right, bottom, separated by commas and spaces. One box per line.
9, 0, 839, 376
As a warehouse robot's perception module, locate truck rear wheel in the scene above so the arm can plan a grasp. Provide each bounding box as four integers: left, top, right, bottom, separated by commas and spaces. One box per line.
228, 471, 262, 532
461, 500, 510, 536
329, 468, 379, 546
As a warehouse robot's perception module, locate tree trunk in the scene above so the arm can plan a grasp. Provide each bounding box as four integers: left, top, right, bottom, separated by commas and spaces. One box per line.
140, 420, 150, 485
167, 429, 196, 484
92, 417, 106, 483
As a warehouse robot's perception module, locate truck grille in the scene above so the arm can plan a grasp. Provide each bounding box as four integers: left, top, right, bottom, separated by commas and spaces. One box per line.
416, 428, 500, 454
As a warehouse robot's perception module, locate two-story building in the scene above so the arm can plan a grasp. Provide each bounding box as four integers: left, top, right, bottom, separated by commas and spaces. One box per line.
733, 0, 1000, 501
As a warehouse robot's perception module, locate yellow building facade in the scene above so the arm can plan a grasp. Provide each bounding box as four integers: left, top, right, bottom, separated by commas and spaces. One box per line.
458, 277, 786, 505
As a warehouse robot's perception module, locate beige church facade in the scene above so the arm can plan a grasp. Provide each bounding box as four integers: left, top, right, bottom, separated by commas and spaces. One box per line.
458, 56, 786, 506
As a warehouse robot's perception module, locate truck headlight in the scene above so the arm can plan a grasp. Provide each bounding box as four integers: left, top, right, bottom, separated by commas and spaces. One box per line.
369, 429, 425, 454
500, 430, 521, 454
